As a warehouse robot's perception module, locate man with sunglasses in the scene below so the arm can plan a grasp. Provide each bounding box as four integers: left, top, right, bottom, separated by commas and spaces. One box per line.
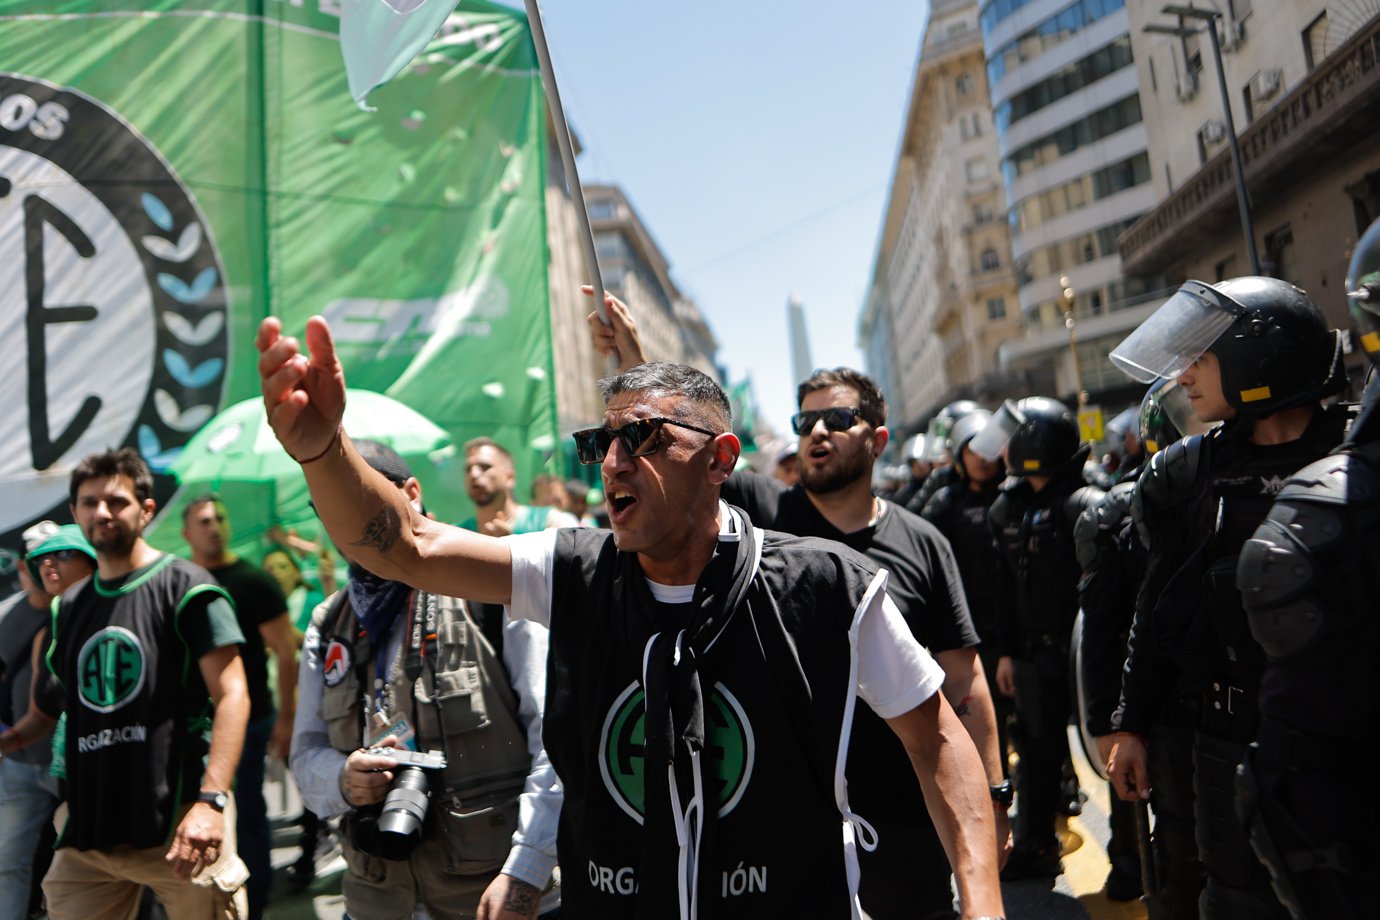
0, 523, 96, 918
256, 314, 1004, 919
592, 308, 1008, 919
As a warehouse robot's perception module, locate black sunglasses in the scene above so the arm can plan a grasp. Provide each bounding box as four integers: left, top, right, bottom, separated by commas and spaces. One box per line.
37, 549, 85, 563
573, 417, 720, 464
790, 406, 867, 436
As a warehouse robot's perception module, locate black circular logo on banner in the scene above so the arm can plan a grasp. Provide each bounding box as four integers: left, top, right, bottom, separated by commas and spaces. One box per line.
0, 73, 229, 538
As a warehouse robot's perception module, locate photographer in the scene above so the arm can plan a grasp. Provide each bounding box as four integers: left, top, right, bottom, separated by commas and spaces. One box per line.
289, 441, 558, 920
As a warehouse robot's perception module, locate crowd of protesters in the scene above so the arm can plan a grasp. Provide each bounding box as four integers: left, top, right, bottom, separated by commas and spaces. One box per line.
3, 228, 1380, 920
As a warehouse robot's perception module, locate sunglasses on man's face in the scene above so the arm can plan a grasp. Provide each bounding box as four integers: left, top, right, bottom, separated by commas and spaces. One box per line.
790, 406, 867, 436
573, 417, 720, 465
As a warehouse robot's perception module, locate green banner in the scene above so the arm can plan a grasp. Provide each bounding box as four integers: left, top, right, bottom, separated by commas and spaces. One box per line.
0, 0, 556, 563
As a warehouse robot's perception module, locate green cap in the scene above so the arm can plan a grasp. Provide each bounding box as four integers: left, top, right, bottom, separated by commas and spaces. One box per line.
26, 524, 97, 583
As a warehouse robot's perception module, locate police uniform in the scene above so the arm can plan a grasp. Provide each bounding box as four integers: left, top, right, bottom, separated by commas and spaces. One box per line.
1117, 409, 1348, 918
990, 462, 1102, 856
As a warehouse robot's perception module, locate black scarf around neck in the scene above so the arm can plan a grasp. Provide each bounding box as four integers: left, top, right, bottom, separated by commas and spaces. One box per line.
610, 505, 760, 920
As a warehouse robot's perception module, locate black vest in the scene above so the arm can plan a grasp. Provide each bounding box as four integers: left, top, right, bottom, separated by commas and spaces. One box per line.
49, 556, 228, 850
544, 526, 881, 918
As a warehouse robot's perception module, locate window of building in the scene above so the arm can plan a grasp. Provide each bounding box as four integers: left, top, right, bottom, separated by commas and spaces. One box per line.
965, 157, 989, 182
986, 0, 1127, 87
1303, 12, 1329, 70
987, 297, 1008, 320
947, 20, 970, 37
956, 73, 974, 97
1265, 224, 1297, 284
995, 36, 1134, 133
973, 202, 994, 224
980, 248, 1000, 271
594, 232, 625, 260
587, 199, 617, 220
1004, 95, 1144, 182
1214, 254, 1238, 281
1011, 153, 1151, 234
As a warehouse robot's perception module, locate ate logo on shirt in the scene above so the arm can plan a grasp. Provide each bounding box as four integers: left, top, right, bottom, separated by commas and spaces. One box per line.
76, 626, 147, 713
598, 681, 755, 825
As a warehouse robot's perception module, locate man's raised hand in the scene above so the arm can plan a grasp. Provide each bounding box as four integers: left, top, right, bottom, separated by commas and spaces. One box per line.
583, 286, 647, 371
256, 316, 347, 462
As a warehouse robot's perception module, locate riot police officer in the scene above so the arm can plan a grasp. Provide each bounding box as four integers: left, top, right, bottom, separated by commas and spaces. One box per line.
906, 399, 983, 515
980, 397, 1104, 878
921, 409, 1012, 777
1233, 223, 1380, 919
1075, 378, 1209, 914
1105, 277, 1348, 919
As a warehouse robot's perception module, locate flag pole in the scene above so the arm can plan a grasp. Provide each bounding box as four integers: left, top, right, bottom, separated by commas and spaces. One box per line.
523, 0, 609, 328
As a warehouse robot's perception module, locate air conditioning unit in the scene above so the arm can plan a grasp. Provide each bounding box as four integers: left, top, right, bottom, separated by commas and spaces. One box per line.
1175, 71, 1200, 102
1248, 69, 1283, 104
1200, 119, 1228, 145
1219, 18, 1247, 52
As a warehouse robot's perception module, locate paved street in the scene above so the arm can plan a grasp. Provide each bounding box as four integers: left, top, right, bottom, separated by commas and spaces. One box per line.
258, 726, 1148, 919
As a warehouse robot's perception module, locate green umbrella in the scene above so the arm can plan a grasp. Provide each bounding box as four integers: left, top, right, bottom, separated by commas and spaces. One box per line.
169, 389, 452, 484
147, 390, 457, 560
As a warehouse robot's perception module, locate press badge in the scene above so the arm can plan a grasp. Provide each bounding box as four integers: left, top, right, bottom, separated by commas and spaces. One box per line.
366, 713, 417, 751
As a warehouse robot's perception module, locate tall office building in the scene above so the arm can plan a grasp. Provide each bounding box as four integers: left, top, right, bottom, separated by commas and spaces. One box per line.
980, 0, 1162, 404
787, 294, 814, 388
861, 0, 1024, 431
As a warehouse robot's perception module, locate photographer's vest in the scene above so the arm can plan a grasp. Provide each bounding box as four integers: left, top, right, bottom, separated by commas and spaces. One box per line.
48, 556, 228, 850
544, 526, 882, 918
315, 591, 530, 874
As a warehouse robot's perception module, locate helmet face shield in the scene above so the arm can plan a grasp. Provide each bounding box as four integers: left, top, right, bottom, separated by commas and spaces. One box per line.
923, 417, 953, 462
969, 400, 1023, 461
902, 434, 929, 462
1109, 281, 1245, 383
1139, 378, 1215, 454
1348, 218, 1380, 362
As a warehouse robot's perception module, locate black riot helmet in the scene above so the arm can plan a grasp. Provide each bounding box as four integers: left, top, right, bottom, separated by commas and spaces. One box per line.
948, 408, 993, 479
1138, 378, 1215, 455
1002, 397, 1086, 477
1111, 277, 1344, 415
923, 399, 983, 462
1348, 217, 1380, 368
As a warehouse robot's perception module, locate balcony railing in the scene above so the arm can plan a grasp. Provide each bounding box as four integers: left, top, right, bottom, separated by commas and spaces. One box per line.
1119, 13, 1380, 274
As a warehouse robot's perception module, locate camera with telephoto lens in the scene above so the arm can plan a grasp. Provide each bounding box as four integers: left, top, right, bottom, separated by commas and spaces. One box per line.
355, 747, 447, 860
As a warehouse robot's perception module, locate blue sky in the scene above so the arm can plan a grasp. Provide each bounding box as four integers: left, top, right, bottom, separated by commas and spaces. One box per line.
499, 0, 933, 435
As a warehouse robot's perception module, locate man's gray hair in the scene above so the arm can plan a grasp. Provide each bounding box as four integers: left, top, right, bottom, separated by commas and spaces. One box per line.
598, 362, 732, 432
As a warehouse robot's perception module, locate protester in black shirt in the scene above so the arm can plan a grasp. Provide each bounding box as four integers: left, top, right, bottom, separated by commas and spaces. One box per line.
590, 303, 1009, 919
184, 495, 297, 920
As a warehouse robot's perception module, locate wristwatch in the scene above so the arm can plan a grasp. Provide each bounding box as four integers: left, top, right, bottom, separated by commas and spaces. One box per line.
198, 790, 229, 812
989, 780, 1014, 807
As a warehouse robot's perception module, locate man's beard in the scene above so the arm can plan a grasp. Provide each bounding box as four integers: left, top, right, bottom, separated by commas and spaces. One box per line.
800, 446, 872, 495
87, 524, 139, 558
468, 487, 500, 508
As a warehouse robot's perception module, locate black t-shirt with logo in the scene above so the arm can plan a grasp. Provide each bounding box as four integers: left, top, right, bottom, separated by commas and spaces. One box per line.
721, 472, 978, 820
207, 558, 287, 720
43, 555, 243, 851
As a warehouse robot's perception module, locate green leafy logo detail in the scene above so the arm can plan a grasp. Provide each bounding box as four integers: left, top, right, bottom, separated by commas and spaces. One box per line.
76, 627, 146, 713
598, 681, 755, 825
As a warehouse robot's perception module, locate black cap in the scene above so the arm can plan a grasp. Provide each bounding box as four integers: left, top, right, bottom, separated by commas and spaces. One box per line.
353, 439, 413, 484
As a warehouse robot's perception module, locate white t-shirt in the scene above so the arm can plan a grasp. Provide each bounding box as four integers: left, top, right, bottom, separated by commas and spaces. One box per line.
505, 526, 945, 721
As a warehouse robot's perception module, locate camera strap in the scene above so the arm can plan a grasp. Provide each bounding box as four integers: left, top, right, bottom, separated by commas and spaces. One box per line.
405, 592, 456, 777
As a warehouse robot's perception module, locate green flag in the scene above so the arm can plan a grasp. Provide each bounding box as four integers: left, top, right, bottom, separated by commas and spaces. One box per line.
340, 0, 464, 109
0, 0, 558, 555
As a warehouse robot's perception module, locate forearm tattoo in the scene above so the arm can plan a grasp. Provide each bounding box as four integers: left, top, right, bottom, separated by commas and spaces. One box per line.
350, 506, 401, 554
502, 879, 539, 914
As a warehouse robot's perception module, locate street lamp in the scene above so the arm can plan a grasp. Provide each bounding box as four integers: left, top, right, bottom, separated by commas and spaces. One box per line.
1145, 4, 1261, 274
1060, 274, 1088, 408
